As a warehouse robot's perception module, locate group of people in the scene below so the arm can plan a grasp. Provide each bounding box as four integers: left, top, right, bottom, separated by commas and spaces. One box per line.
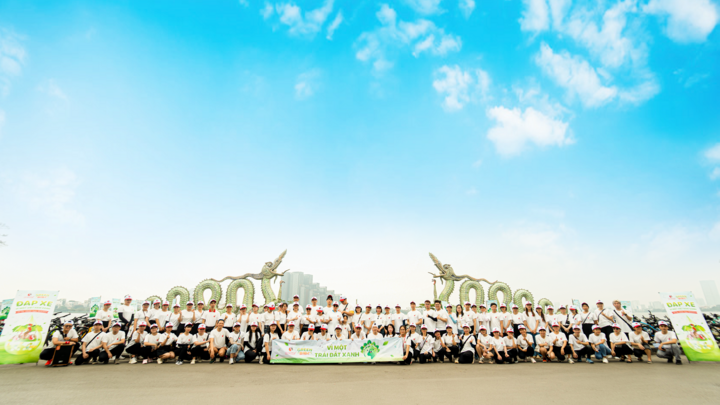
39, 294, 684, 366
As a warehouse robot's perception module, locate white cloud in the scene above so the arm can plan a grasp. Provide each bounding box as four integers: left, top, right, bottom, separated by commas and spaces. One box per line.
239, 0, 249, 6
432, 64, 490, 110
486, 106, 571, 157
404, 0, 443, 15
10, 168, 84, 225
520, 0, 550, 32
261, 2, 274, 19
643, 226, 700, 261
644, 0, 719, 43
535, 43, 618, 108
355, 4, 461, 73
268, 0, 335, 37
710, 167, 720, 181
459, 0, 475, 19
466, 187, 478, 195
705, 143, 720, 162
294, 69, 320, 100
36, 79, 67, 100
326, 11, 343, 40
0, 29, 26, 96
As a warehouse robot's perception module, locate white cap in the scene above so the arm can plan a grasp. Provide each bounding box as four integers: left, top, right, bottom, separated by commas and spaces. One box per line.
234, 322, 241, 327
511, 304, 518, 309
293, 302, 299, 306
658, 321, 668, 326
63, 320, 74, 326
311, 297, 317, 300
320, 324, 328, 330
163, 301, 170, 306
308, 325, 315, 330
518, 324, 526, 330
186, 301, 194, 305
103, 300, 111, 305
153, 299, 161, 304
198, 301, 205, 305
198, 324, 206, 329
293, 295, 299, 298
592, 325, 601, 330
395, 304, 401, 308
165, 322, 173, 328
226, 303, 233, 308
142, 301, 150, 305
124, 295, 132, 300
461, 323, 470, 329
270, 321, 277, 326
551, 321, 559, 327
138, 321, 147, 327
250, 322, 258, 327
335, 325, 342, 329
612, 323, 620, 329
333, 301, 339, 306
596, 300, 603, 304
421, 325, 428, 329
288, 321, 295, 326
506, 327, 514, 333
240, 304, 247, 309
173, 303, 180, 307
464, 301, 471, 306
492, 327, 500, 333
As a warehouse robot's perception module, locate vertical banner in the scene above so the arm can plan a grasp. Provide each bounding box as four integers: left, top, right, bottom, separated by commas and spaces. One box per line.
572, 299, 581, 308
87, 297, 101, 317
620, 301, 633, 318
0, 299, 13, 320
111, 299, 121, 319
659, 292, 720, 362
0, 290, 59, 364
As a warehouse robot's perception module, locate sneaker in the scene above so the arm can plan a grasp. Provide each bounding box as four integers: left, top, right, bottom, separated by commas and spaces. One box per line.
602, 358, 608, 364
667, 357, 674, 363
569, 358, 574, 364
219, 358, 224, 363
45, 360, 52, 366
190, 359, 196, 365
197, 359, 202, 363
110, 356, 115, 361
210, 358, 216, 364
229, 358, 234, 365
675, 359, 682, 365
259, 357, 264, 364
478, 359, 484, 364
613, 356, 620, 360
119, 356, 126, 360
114, 357, 120, 364
142, 359, 148, 364
455, 359, 459, 364
542, 359, 547, 363
530, 358, 536, 363
129, 357, 137, 364
586, 359, 594, 364
157, 358, 163, 364
176, 360, 182, 365
88, 360, 94, 365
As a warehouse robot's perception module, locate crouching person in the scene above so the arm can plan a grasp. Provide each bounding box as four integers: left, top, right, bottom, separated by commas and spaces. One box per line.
156, 322, 177, 364
75, 321, 106, 365
655, 321, 682, 365
99, 322, 126, 364
190, 324, 211, 364
40, 320, 79, 366
209, 319, 229, 363
174, 323, 195, 365
243, 322, 263, 363
227, 322, 245, 364
126, 321, 148, 364
142, 324, 164, 363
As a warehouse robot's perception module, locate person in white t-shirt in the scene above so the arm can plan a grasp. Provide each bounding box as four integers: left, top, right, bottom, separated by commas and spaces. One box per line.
595, 300, 614, 338
282, 321, 300, 340
148, 299, 162, 327
629, 322, 653, 363
422, 301, 436, 332
487, 303, 503, 333
126, 322, 148, 364
398, 325, 413, 365
611, 300, 633, 334
167, 304, 183, 335
156, 322, 177, 364
476, 326, 492, 363
579, 302, 597, 338
202, 299, 221, 331
498, 304, 510, 335
40, 321, 80, 365
301, 324, 318, 341
534, 305, 547, 333
118, 295, 135, 333
227, 322, 245, 364
317, 325, 332, 341
522, 302, 538, 337
359, 305, 374, 334
568, 325, 592, 364
544, 306, 557, 331
262, 304, 275, 334
75, 321, 106, 366
179, 302, 197, 331
547, 322, 568, 362
237, 305, 250, 334
300, 306, 316, 336
261, 322, 280, 364
190, 324, 211, 364
379, 305, 392, 334
509, 305, 524, 336
407, 301, 423, 330
309, 297, 321, 316
156, 301, 172, 333
175, 323, 195, 365
588, 325, 611, 363
142, 324, 164, 363
609, 323, 633, 362
408, 325, 422, 362
333, 324, 347, 340
569, 306, 581, 331
99, 322, 126, 364
455, 324, 476, 364
367, 323, 383, 340
248, 304, 263, 332
489, 328, 509, 364
287, 302, 302, 331
556, 306, 573, 337
503, 328, 518, 363
384, 323, 397, 338
133, 301, 151, 334
208, 319, 230, 363
275, 302, 288, 335
516, 325, 535, 363
433, 301, 448, 333
95, 301, 114, 331
655, 321, 682, 364
222, 304, 237, 333
392, 304, 407, 332
372, 306, 384, 333
477, 304, 489, 331
243, 322, 263, 363
350, 305, 363, 329
534, 326, 551, 362
193, 301, 206, 333
350, 324, 366, 340
417, 325, 435, 363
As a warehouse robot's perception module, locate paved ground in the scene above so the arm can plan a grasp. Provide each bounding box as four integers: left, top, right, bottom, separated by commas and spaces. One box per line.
1, 356, 719, 405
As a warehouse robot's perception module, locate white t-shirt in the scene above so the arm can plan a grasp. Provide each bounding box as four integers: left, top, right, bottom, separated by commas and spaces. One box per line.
595, 308, 614, 327
510, 312, 524, 326
118, 304, 134, 323
193, 310, 204, 324
287, 310, 302, 327
144, 333, 163, 347
248, 313, 263, 327
351, 311, 362, 327
522, 312, 537, 330
503, 336, 517, 349
477, 334, 492, 349
418, 335, 434, 354
47, 329, 79, 349
373, 313, 384, 327
102, 331, 126, 347
301, 313, 318, 327
487, 312, 503, 330
459, 334, 476, 353
490, 336, 506, 351
134, 310, 150, 325
407, 310, 422, 326
316, 333, 331, 341
498, 312, 511, 328
545, 313, 557, 327
282, 331, 300, 340
655, 331, 678, 344
209, 328, 229, 348
244, 331, 262, 351
422, 308, 436, 331
360, 313, 374, 330
95, 309, 114, 322
176, 333, 194, 346
588, 333, 607, 346
391, 312, 407, 330
301, 332, 317, 341
167, 312, 182, 329
202, 310, 221, 328
548, 331, 567, 347
580, 311, 597, 324
611, 309, 633, 334
180, 310, 196, 324
262, 312, 275, 327
629, 331, 651, 345
569, 333, 589, 351
126, 330, 147, 348
350, 331, 366, 340
334, 330, 348, 340
477, 312, 490, 329
434, 309, 448, 330
82, 331, 105, 351
442, 334, 457, 347
155, 310, 172, 328
609, 332, 629, 345
161, 332, 177, 346
534, 335, 551, 348
262, 333, 279, 352
237, 313, 250, 331
366, 331, 383, 340
193, 332, 210, 348
517, 334, 534, 349
327, 311, 342, 331
222, 312, 237, 327
274, 311, 287, 326
461, 312, 475, 328
228, 331, 244, 345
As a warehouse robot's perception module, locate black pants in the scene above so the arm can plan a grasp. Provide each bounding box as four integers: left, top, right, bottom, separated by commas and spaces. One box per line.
262, 351, 272, 364
190, 346, 210, 360
613, 344, 632, 357
143, 346, 160, 360
551, 346, 567, 361
506, 348, 517, 363
493, 348, 508, 364
573, 346, 592, 360
99, 344, 126, 363
419, 353, 433, 363
40, 348, 56, 361
458, 351, 474, 363
436, 346, 458, 362
126, 344, 143, 358
601, 326, 613, 340
245, 349, 258, 363
75, 349, 101, 365
633, 347, 651, 359
513, 324, 521, 336
582, 324, 594, 338
517, 347, 533, 359
175, 345, 193, 361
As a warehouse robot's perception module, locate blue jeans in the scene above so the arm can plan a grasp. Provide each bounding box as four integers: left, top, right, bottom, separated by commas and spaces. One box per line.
594, 344, 610, 359
228, 344, 245, 360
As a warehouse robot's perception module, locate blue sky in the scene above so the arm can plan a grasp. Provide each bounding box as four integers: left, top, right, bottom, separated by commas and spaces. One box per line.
1, 0, 719, 306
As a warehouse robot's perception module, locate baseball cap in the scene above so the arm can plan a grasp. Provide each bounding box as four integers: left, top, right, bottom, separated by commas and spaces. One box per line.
150, 324, 158, 329
293, 302, 299, 306
335, 325, 342, 329
142, 301, 150, 305
316, 308, 324, 313
492, 327, 500, 333
446, 324, 453, 329
596, 300, 603, 304
173, 303, 180, 308
421, 325, 428, 329
632, 322, 641, 328
551, 321, 559, 327
311, 297, 317, 300
63, 320, 74, 326
198, 301, 205, 305
153, 299, 161, 304
355, 324, 362, 329
165, 322, 173, 328
462, 324, 470, 329
395, 304, 401, 308
308, 325, 315, 330
93, 320, 103, 325
270, 321, 277, 326
518, 324, 526, 330
659, 321, 668, 326
288, 321, 295, 326
186, 301, 194, 306
184, 323, 193, 328
162, 301, 170, 306
209, 299, 217, 303
500, 303, 507, 308
293, 295, 299, 298
612, 323, 620, 329
464, 301, 471, 306
112, 322, 121, 327
198, 324, 206, 329
226, 303, 233, 308
320, 325, 327, 330
511, 304, 518, 309
592, 325, 601, 330
124, 295, 132, 300
103, 300, 112, 305
547, 306, 554, 310
507, 327, 514, 333
240, 304, 247, 309
538, 326, 546, 331
333, 302, 339, 306
250, 322, 258, 327
479, 325, 487, 330
573, 325, 581, 330
559, 305, 566, 309
234, 322, 241, 327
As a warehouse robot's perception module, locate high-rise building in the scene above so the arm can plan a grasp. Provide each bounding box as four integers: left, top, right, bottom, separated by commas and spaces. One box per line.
281, 271, 341, 307
700, 280, 720, 307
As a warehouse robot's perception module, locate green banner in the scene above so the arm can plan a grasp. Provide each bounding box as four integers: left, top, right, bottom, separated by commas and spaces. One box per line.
271, 337, 404, 364
659, 291, 720, 362
87, 296, 101, 317
0, 290, 59, 364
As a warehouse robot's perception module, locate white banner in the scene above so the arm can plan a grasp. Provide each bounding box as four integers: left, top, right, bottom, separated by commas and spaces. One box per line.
271, 337, 404, 364
658, 291, 720, 362
0, 290, 59, 364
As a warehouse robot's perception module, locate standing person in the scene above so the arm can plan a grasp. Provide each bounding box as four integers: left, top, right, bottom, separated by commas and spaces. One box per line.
487, 303, 503, 334
438, 325, 458, 362
557, 306, 573, 337
222, 304, 237, 333
339, 296, 354, 321
516, 325, 535, 363
351, 305, 363, 329
237, 305, 250, 334
509, 305, 523, 336
74, 321, 106, 366
148, 300, 163, 328
392, 304, 407, 332
503, 328, 518, 364
373, 306, 385, 334
609, 324, 633, 362
156, 322, 177, 364
434, 301, 448, 334
339, 314, 352, 338
327, 302, 341, 335
588, 325, 611, 363
456, 305, 467, 336
333, 324, 347, 340
282, 322, 300, 340
301, 324, 317, 341
248, 304, 263, 332
544, 306, 557, 330
579, 302, 597, 338
314, 308, 325, 332
454, 325, 475, 364
611, 300, 633, 335
126, 322, 148, 364
261, 322, 280, 364
407, 301, 423, 330
417, 325, 435, 363
227, 322, 245, 364
40, 321, 79, 365
208, 319, 229, 363
568, 325, 593, 364
190, 324, 210, 364
133, 301, 151, 334
180, 302, 196, 333
446, 304, 458, 336
95, 301, 114, 332
143, 324, 164, 363
476, 326, 493, 363
291, 294, 301, 307
477, 304, 489, 331
534, 326, 551, 362
568, 306, 581, 330
655, 321, 682, 365
262, 304, 276, 335
422, 300, 436, 333
118, 295, 135, 334
534, 305, 547, 334
168, 304, 182, 336
156, 301, 172, 332
360, 305, 374, 335
287, 302, 301, 332
498, 304, 510, 335
381, 305, 393, 334
398, 325, 413, 365
522, 303, 538, 342
595, 300, 614, 339
489, 328, 509, 364
243, 323, 263, 363
629, 322, 653, 363
99, 322, 125, 364
175, 323, 194, 365
310, 297, 321, 315
350, 324, 366, 340
194, 302, 206, 333
547, 322, 568, 363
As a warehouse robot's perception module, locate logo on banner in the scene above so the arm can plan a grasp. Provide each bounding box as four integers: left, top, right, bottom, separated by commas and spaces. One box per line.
360, 341, 380, 359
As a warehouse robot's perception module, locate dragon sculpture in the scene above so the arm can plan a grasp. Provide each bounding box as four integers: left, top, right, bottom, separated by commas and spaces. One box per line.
210, 249, 289, 304
428, 252, 552, 309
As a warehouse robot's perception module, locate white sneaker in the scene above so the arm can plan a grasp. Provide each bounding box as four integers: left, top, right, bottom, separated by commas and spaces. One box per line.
530, 358, 536, 363
110, 356, 116, 361
119, 356, 126, 360
569, 358, 574, 364
259, 357, 264, 364
190, 359, 196, 364
129, 358, 137, 364
229, 358, 234, 365
142, 359, 148, 364
602, 358, 609, 364
157, 358, 163, 364
114, 357, 119, 364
